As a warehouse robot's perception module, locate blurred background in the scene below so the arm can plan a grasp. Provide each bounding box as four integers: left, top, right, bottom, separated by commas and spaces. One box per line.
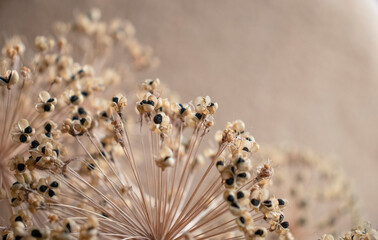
0, 0, 377, 231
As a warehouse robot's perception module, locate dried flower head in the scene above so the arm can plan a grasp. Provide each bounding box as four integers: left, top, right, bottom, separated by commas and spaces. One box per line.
320, 225, 378, 240
259, 146, 365, 239
0, 9, 292, 239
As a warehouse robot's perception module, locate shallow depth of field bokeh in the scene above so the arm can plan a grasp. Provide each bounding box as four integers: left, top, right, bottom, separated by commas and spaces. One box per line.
0, 0, 377, 231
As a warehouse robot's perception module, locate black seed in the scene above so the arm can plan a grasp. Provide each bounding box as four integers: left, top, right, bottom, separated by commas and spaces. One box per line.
278, 198, 285, 206
70, 95, 79, 103
255, 229, 264, 236
39, 185, 47, 193
87, 163, 95, 171
242, 147, 249, 152
31, 229, 42, 238
101, 151, 106, 157
2, 234, 7, 240
263, 200, 272, 208
146, 100, 154, 106
230, 203, 240, 209
112, 97, 119, 104
11, 198, 17, 202
209, 102, 215, 107
41, 146, 46, 154
45, 132, 51, 138
78, 69, 84, 74
47, 98, 55, 103
246, 137, 252, 141
236, 191, 244, 199
31, 140, 39, 148
43, 104, 51, 112
15, 216, 22, 222
17, 163, 25, 172
15, 236, 22, 240
226, 195, 234, 203
19, 134, 27, 142
102, 212, 109, 218
195, 113, 202, 120
70, 75, 75, 80
72, 116, 79, 120
50, 181, 59, 188
66, 223, 72, 233
12, 181, 19, 185
53, 149, 59, 157
240, 131, 245, 134
251, 198, 260, 206
279, 214, 284, 223
225, 178, 234, 186
179, 107, 186, 114
78, 107, 86, 115
153, 114, 163, 124
101, 112, 108, 118
80, 118, 86, 125
149, 80, 153, 85
237, 172, 247, 178
81, 91, 88, 97
36, 156, 42, 162
230, 166, 235, 174
236, 157, 245, 164
141, 100, 148, 104
216, 161, 224, 166
45, 123, 52, 132
281, 221, 289, 228
239, 216, 245, 224
24, 126, 32, 134
48, 189, 55, 197
0, 76, 8, 83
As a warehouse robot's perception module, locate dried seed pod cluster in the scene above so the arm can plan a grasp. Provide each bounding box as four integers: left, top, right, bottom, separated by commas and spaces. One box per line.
1, 8, 292, 240
320, 225, 378, 240
0, 8, 156, 231
1, 215, 100, 240
214, 121, 293, 239
68, 8, 159, 70
259, 146, 365, 239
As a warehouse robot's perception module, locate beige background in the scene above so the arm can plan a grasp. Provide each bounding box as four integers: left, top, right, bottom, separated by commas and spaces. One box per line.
1, 0, 377, 229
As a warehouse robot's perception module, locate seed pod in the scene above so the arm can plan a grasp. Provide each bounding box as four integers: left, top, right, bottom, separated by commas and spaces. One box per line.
236, 171, 250, 185
236, 190, 250, 207
223, 189, 236, 203
235, 155, 252, 171
236, 212, 252, 230
216, 157, 225, 172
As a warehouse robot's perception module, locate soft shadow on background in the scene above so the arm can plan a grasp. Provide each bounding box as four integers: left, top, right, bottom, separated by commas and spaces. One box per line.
0, 0, 377, 227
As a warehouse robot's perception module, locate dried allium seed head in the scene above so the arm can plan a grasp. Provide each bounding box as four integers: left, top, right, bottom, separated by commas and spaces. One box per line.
259, 146, 366, 239
0, 8, 294, 240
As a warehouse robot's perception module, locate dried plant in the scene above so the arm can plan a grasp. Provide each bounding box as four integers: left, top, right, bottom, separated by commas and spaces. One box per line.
0, 8, 157, 223
0, 9, 293, 240
320, 225, 378, 240
258, 145, 371, 239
